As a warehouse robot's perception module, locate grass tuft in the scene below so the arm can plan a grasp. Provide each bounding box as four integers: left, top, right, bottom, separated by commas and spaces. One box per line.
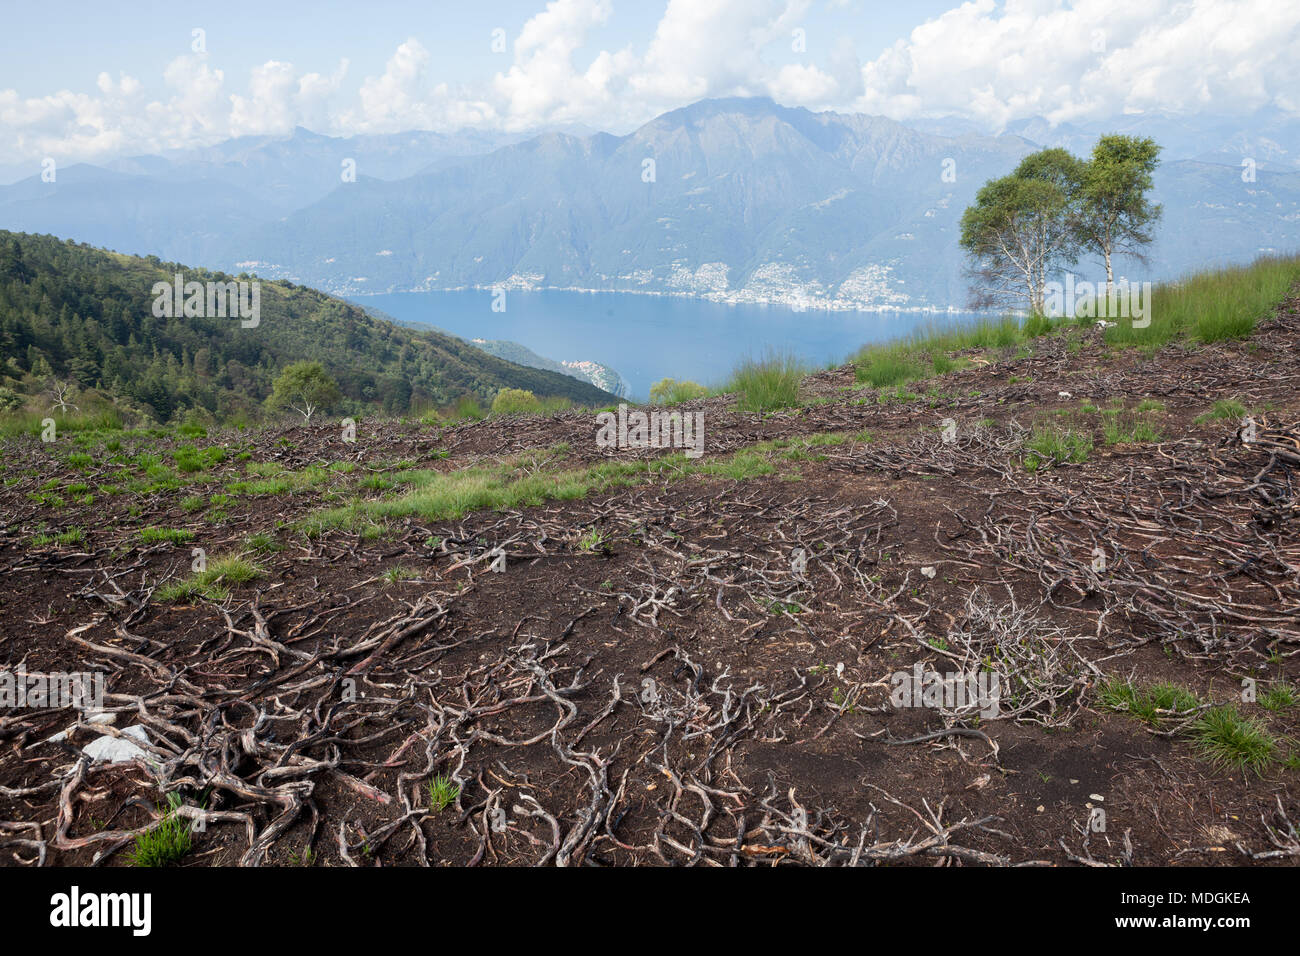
1193, 706, 1276, 776
722, 350, 806, 414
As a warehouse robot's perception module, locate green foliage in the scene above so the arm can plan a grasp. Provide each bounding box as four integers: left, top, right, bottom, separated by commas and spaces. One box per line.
1261, 682, 1297, 713
1021, 313, 1052, 338
449, 395, 486, 421
1075, 135, 1162, 279
427, 775, 459, 811
1194, 706, 1276, 776
649, 378, 708, 405
1098, 406, 1162, 445
1099, 678, 1199, 725
300, 438, 807, 540
382, 565, 417, 584
0, 231, 614, 427
723, 350, 805, 414
1024, 424, 1092, 470
126, 795, 193, 867
960, 148, 1085, 312
856, 351, 924, 389
491, 388, 542, 415
962, 137, 1162, 313
1104, 254, 1300, 347
172, 444, 225, 472
156, 555, 263, 603
139, 527, 195, 544
32, 527, 84, 547
268, 361, 341, 422
1196, 398, 1248, 423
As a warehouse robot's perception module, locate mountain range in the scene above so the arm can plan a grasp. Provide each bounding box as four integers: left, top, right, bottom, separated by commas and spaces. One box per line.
3, 98, 1298, 311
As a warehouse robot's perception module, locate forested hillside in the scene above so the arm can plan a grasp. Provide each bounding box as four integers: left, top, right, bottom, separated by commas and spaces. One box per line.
0, 231, 617, 424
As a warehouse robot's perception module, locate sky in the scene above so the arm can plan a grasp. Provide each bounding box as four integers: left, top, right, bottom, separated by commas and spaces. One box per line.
1, 0, 1298, 168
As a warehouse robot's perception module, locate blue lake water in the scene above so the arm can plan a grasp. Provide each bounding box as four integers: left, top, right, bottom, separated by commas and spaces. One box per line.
358, 290, 987, 401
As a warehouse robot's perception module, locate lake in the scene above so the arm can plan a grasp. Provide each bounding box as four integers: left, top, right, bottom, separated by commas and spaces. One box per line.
358, 289, 987, 401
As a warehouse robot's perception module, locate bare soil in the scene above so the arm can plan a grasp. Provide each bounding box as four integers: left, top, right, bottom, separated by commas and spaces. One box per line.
3, 298, 1300, 867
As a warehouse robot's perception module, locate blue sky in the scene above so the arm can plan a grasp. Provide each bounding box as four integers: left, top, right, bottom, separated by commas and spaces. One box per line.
1, 1, 1297, 166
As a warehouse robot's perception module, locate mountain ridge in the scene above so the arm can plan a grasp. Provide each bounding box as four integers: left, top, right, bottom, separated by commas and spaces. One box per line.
3, 98, 1299, 310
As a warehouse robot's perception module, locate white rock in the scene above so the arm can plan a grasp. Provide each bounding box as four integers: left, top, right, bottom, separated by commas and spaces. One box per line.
44, 710, 116, 745
1090, 793, 1105, 802
921, 566, 937, 579
1058, 391, 1072, 399
83, 725, 152, 764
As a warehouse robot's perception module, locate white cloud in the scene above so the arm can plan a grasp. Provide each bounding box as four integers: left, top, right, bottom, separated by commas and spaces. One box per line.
854, 0, 1300, 128
492, 0, 620, 128
1, 0, 1298, 167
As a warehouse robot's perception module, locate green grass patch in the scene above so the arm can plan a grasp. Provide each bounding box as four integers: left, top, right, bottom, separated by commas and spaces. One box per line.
126, 796, 193, 867
1099, 407, 1162, 445
856, 351, 925, 389
1024, 424, 1093, 471
228, 465, 330, 496
1193, 706, 1277, 776
245, 532, 282, 553
1195, 398, 1249, 424
299, 436, 827, 540
32, 527, 85, 548
721, 350, 806, 414
155, 555, 263, 603
1105, 254, 1300, 348
139, 527, 195, 545
382, 565, 418, 584
0, 407, 123, 439
172, 445, 226, 473
428, 774, 459, 811
1260, 682, 1297, 713
1098, 678, 1199, 725
650, 378, 709, 405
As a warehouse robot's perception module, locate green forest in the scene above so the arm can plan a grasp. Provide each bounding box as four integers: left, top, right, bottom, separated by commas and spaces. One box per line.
0, 231, 616, 425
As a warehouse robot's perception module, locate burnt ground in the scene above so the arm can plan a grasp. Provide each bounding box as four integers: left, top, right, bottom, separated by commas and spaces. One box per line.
2, 297, 1300, 867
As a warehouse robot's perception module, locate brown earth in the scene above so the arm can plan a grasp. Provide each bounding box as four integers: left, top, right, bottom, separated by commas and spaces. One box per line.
2, 298, 1300, 867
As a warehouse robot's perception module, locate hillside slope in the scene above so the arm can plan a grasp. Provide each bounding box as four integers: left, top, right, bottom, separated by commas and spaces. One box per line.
1, 261, 1297, 867
0, 231, 619, 423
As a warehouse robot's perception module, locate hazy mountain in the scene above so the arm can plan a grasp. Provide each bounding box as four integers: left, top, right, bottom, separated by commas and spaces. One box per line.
0, 126, 523, 262
1001, 109, 1300, 171
224, 98, 1034, 308
3, 99, 1298, 310
106, 127, 527, 209
224, 98, 1300, 308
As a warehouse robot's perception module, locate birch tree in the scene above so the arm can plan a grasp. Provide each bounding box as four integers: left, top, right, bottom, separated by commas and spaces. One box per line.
268, 361, 341, 422
1075, 135, 1162, 286
960, 148, 1084, 314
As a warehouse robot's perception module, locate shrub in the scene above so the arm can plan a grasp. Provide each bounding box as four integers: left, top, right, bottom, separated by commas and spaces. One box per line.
649, 378, 708, 405
491, 388, 542, 415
